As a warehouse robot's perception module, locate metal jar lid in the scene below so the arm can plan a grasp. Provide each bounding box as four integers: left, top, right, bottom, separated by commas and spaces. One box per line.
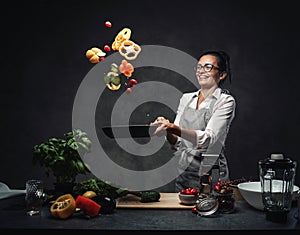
195, 196, 219, 216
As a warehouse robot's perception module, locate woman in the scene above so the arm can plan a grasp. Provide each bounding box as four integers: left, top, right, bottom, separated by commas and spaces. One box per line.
151, 50, 236, 192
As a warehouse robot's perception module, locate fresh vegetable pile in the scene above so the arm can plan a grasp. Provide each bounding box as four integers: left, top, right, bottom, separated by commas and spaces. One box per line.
73, 178, 160, 202
50, 192, 116, 219
213, 178, 250, 194
73, 178, 128, 199
50, 178, 161, 219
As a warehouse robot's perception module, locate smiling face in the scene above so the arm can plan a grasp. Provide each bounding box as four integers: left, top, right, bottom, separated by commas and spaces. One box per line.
196, 55, 227, 89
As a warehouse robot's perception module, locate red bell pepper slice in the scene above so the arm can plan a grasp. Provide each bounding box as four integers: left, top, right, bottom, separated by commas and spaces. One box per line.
75, 195, 101, 218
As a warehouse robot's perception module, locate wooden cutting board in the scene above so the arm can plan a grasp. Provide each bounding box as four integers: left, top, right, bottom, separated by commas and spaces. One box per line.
116, 193, 194, 209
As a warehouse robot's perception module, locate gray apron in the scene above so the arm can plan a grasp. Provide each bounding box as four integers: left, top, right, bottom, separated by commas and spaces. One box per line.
175, 93, 229, 191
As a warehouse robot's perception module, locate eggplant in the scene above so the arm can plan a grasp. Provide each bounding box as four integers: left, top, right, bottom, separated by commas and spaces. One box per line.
91, 195, 116, 214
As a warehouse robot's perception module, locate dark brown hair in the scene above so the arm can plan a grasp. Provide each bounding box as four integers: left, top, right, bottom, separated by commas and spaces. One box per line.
199, 50, 232, 86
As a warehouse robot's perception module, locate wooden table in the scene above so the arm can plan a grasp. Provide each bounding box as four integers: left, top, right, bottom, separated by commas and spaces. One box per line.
0, 193, 299, 233
116, 193, 194, 209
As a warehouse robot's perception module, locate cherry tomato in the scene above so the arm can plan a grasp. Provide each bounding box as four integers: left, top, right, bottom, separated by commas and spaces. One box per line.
104, 45, 111, 52
214, 185, 220, 192
129, 79, 138, 87
190, 188, 198, 195
105, 21, 112, 28
180, 189, 186, 194
191, 206, 198, 214
214, 181, 234, 194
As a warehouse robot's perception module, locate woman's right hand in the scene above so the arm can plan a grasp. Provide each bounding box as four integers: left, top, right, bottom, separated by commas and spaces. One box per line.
150, 116, 170, 136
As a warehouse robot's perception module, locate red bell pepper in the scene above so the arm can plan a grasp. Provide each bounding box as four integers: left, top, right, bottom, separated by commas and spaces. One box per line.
75, 195, 101, 218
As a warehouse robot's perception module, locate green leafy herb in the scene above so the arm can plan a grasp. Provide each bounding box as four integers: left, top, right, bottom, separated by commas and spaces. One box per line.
32, 129, 92, 184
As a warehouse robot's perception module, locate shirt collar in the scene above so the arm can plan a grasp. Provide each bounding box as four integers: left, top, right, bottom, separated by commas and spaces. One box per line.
193, 87, 222, 99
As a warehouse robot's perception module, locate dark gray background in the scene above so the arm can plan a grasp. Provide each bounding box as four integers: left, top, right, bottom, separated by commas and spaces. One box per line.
1, 0, 299, 191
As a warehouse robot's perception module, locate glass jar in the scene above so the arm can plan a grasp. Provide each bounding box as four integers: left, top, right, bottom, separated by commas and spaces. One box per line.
195, 195, 219, 217
215, 192, 235, 213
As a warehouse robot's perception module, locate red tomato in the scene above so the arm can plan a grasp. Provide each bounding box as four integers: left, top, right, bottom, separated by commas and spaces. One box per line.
126, 87, 132, 93
185, 190, 193, 195
105, 21, 112, 28
214, 185, 220, 192
129, 79, 138, 87
180, 189, 187, 195
191, 206, 198, 214
190, 188, 198, 195
104, 45, 111, 52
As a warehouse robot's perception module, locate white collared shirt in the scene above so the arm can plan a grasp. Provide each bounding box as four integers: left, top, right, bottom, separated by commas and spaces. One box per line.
172, 87, 236, 150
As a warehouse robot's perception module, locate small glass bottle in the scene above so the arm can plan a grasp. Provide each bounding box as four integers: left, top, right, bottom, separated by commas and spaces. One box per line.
210, 164, 220, 192
200, 173, 211, 194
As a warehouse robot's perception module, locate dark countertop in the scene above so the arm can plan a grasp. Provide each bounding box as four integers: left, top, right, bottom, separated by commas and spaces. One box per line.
0, 194, 299, 234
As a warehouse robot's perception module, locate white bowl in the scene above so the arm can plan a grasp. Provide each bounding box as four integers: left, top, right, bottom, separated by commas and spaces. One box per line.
178, 193, 198, 205
237, 181, 299, 210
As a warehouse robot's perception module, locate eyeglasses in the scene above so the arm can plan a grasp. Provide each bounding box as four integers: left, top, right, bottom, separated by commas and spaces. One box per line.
195, 64, 220, 72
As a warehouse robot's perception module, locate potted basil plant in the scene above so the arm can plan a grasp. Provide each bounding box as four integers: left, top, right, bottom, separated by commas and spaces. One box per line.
32, 129, 92, 193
